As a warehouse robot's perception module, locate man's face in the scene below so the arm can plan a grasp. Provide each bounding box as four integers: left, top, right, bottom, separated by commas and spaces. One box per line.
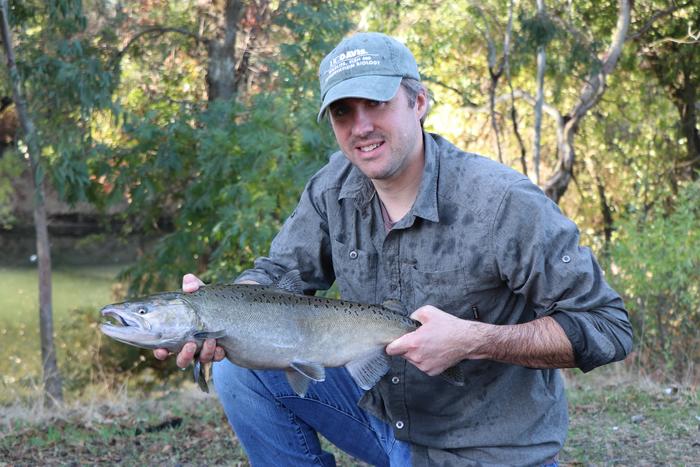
328, 86, 427, 182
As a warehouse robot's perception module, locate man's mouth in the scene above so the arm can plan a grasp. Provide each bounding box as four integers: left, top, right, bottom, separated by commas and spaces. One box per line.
358, 142, 383, 153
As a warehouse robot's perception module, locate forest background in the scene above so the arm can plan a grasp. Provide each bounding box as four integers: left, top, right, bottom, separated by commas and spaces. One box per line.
0, 0, 698, 463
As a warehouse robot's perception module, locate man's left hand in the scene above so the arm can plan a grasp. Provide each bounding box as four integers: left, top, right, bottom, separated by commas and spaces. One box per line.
386, 305, 476, 376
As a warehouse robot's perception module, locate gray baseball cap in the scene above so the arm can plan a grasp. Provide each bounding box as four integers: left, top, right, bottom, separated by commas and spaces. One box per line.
317, 32, 420, 122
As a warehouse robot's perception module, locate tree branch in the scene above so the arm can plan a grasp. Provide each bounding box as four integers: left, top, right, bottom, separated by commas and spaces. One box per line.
627, 1, 693, 42
113, 26, 206, 71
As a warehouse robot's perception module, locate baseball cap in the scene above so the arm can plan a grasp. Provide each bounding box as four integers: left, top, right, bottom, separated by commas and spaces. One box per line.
317, 32, 420, 122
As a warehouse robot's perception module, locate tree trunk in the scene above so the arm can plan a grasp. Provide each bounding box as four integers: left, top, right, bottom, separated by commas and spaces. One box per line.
0, 0, 63, 406
543, 0, 631, 202
206, 0, 243, 102
673, 69, 700, 180
533, 0, 546, 185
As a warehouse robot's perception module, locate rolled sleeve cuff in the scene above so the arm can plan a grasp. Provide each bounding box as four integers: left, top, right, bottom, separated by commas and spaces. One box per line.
550, 311, 617, 373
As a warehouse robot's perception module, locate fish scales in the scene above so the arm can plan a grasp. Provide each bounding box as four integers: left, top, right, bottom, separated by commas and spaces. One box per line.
98, 271, 447, 396
186, 284, 416, 369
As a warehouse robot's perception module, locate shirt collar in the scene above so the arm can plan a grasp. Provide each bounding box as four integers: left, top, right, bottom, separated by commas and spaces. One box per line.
337, 132, 440, 224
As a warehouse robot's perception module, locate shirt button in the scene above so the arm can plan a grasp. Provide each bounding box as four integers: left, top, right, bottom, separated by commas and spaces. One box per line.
391, 376, 400, 384
395, 421, 404, 429
562, 255, 571, 263
349, 250, 358, 259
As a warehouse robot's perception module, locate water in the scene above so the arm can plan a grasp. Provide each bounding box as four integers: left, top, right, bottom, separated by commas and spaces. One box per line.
0, 231, 136, 403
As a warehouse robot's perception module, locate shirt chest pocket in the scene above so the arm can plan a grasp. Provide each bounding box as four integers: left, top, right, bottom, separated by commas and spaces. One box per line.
331, 238, 378, 303
409, 265, 473, 319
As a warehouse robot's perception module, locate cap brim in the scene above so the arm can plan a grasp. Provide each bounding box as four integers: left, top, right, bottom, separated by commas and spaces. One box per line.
317, 75, 402, 122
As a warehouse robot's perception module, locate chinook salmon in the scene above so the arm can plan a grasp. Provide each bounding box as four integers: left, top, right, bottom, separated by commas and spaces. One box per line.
100, 271, 463, 396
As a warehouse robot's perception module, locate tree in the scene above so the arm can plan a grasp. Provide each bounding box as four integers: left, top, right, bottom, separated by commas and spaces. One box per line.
0, 0, 62, 406
88, 0, 359, 292
632, 1, 699, 184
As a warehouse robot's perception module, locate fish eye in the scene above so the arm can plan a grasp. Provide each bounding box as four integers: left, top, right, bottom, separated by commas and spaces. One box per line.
137, 308, 147, 315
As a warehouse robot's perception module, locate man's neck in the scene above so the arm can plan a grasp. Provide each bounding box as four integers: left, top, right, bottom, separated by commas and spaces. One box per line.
372, 151, 425, 223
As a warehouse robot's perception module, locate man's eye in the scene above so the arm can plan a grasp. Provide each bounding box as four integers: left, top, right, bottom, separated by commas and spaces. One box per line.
331, 106, 348, 118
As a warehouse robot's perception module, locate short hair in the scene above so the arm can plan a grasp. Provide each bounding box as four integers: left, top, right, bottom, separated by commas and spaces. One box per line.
400, 78, 431, 126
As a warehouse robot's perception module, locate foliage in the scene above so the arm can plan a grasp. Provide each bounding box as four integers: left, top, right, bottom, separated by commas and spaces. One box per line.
608, 180, 700, 378
90, 0, 356, 293
7, 0, 116, 203
0, 149, 22, 228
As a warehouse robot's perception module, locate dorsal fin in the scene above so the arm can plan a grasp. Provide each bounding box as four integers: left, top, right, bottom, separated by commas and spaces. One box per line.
276, 270, 305, 294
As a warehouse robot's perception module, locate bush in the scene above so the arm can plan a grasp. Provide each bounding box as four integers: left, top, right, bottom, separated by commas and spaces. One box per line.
609, 180, 700, 380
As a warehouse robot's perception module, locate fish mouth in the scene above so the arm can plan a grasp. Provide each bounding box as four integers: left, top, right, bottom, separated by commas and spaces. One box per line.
100, 308, 150, 330
99, 307, 163, 349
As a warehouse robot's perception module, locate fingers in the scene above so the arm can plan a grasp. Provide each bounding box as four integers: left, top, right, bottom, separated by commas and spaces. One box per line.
386, 332, 415, 356
176, 342, 198, 368
182, 273, 205, 293
410, 304, 440, 322
153, 348, 171, 360
199, 338, 217, 363
213, 346, 226, 362
174, 339, 225, 369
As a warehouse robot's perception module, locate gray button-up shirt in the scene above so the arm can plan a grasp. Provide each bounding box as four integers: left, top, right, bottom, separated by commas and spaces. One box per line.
238, 132, 633, 466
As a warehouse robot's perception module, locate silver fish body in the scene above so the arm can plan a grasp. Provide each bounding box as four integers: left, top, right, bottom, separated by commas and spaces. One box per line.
191, 284, 417, 370
99, 277, 431, 396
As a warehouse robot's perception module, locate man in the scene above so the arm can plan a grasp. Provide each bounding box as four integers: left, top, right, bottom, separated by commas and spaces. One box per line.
155, 32, 632, 466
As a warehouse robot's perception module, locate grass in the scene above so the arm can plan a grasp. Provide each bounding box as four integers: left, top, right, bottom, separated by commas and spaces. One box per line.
562, 367, 699, 465
0, 367, 697, 465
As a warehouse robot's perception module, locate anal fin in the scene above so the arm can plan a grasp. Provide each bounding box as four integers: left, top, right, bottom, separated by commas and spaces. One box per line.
345, 350, 391, 390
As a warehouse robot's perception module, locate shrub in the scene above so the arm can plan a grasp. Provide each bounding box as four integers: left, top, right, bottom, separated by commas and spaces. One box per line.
609, 180, 700, 380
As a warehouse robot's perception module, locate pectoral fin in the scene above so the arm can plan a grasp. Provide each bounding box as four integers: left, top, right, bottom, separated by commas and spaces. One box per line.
289, 360, 325, 381
193, 360, 212, 393
345, 350, 391, 390
192, 329, 226, 340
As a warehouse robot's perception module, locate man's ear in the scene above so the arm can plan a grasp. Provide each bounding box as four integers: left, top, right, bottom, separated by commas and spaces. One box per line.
415, 91, 428, 120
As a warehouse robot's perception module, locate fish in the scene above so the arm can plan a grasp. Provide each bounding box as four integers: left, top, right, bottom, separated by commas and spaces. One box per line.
99, 270, 463, 396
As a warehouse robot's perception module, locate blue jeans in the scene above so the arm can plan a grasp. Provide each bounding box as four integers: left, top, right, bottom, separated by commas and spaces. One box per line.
212, 359, 412, 466
213, 360, 559, 467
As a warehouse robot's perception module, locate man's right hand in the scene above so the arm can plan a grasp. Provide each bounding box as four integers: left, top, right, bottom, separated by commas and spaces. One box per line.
152, 273, 225, 368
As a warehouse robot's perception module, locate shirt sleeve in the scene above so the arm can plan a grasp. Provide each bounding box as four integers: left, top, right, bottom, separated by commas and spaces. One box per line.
491, 179, 633, 372
235, 174, 335, 294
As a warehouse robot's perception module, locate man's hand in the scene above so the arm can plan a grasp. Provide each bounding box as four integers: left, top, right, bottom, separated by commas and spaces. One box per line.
152, 273, 225, 368
386, 305, 474, 376
386, 304, 576, 374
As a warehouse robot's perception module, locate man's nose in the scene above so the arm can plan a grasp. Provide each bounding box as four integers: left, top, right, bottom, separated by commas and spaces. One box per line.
351, 107, 373, 136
